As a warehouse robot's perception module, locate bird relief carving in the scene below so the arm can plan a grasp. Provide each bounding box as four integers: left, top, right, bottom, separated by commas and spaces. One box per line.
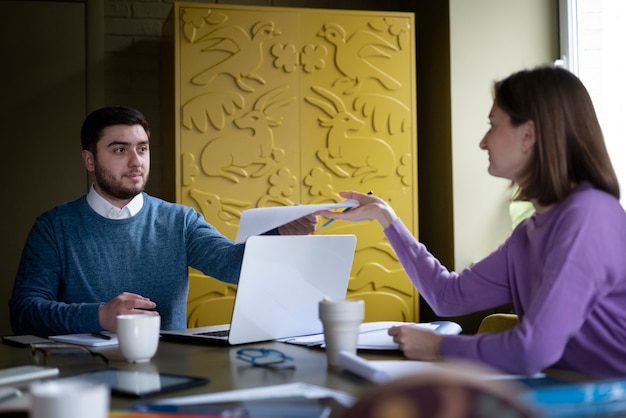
191, 19, 280, 92
317, 21, 404, 94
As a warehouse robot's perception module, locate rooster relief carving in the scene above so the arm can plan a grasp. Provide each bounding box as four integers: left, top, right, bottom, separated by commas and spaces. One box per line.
200, 86, 295, 183
191, 20, 281, 92
317, 23, 402, 94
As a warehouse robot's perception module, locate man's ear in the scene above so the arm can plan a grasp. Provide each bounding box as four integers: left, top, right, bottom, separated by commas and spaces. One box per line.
82, 150, 95, 172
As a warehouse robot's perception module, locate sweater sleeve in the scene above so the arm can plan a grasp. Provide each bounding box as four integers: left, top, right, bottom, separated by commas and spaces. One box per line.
384, 218, 511, 316
185, 211, 246, 284
9, 214, 103, 335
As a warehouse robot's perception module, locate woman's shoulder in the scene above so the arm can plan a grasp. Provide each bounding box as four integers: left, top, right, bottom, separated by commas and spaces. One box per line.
567, 181, 622, 210
555, 182, 626, 230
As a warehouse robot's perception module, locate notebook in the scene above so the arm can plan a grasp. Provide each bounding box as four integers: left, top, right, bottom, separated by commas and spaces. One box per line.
160, 234, 357, 345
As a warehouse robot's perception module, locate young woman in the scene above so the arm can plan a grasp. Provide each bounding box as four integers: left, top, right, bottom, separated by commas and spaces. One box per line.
317, 65, 626, 378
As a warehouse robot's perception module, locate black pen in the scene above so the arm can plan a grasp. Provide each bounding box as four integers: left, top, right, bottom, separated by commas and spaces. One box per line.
90, 332, 111, 340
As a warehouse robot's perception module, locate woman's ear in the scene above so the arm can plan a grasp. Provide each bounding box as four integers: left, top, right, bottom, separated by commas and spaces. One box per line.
522, 120, 536, 153
81, 150, 95, 172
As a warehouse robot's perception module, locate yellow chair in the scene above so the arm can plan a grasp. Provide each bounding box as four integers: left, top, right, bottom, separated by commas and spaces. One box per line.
477, 313, 519, 334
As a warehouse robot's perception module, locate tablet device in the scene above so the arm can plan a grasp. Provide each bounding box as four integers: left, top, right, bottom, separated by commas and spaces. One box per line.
59, 369, 209, 398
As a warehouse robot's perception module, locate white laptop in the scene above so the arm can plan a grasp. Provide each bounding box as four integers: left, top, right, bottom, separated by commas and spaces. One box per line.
160, 234, 357, 345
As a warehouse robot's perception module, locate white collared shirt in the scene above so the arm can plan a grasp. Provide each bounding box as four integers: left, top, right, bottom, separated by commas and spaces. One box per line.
86, 185, 144, 219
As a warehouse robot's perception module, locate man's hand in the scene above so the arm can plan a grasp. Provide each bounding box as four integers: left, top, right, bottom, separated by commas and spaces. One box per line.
388, 325, 443, 361
277, 213, 318, 235
98, 292, 158, 331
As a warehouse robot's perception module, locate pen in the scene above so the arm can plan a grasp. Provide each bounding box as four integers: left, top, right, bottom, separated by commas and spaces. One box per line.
319, 206, 352, 229
0, 387, 22, 404
319, 191, 373, 230
90, 332, 111, 340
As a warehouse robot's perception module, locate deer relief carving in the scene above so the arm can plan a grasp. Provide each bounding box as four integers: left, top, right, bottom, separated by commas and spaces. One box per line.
305, 86, 396, 183
200, 86, 295, 183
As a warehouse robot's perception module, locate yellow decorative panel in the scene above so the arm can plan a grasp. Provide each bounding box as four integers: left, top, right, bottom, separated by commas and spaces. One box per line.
163, 3, 418, 326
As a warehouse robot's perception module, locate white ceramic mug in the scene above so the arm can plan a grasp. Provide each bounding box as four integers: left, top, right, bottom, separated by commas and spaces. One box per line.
116, 314, 161, 363
30, 379, 109, 418
319, 298, 365, 368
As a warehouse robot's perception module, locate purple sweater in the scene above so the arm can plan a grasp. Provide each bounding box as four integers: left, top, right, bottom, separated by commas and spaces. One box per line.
385, 182, 626, 378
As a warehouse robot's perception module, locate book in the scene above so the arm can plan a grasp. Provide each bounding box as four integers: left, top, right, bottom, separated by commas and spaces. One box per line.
127, 383, 355, 418
521, 379, 626, 418
110, 412, 220, 418
276, 320, 462, 350
335, 351, 545, 384
126, 397, 338, 418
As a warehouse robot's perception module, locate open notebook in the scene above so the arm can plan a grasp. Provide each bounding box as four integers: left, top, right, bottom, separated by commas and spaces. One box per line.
160, 234, 357, 345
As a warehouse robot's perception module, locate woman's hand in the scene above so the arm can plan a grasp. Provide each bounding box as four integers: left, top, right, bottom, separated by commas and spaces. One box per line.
388, 325, 443, 361
315, 191, 398, 228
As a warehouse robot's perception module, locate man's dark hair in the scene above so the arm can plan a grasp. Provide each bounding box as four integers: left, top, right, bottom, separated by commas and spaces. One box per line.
80, 106, 150, 153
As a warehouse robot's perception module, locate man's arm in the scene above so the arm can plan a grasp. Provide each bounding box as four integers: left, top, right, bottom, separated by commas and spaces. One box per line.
9, 216, 100, 335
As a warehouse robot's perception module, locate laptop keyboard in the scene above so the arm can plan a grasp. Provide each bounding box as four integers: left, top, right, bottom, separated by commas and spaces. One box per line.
195, 329, 229, 337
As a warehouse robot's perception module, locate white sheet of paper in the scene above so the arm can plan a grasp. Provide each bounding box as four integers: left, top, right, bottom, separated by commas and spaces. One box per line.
48, 333, 118, 347
235, 199, 358, 243
142, 382, 357, 408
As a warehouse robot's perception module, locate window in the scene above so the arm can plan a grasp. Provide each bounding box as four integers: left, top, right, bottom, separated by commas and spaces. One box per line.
559, 0, 626, 207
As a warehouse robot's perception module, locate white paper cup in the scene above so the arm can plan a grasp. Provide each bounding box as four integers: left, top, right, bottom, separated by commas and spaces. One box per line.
116, 314, 161, 363
30, 379, 109, 418
319, 298, 365, 368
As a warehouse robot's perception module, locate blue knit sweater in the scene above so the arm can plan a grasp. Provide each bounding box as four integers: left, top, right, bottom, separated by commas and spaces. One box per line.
10, 193, 245, 335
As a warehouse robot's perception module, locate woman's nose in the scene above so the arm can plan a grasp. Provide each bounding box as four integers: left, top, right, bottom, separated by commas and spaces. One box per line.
479, 136, 488, 150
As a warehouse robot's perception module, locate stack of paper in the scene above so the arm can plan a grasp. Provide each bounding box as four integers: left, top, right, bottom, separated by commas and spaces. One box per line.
276, 320, 461, 350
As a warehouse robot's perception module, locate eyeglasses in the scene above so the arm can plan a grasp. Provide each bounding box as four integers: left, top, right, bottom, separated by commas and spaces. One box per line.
30, 343, 109, 371
236, 348, 295, 369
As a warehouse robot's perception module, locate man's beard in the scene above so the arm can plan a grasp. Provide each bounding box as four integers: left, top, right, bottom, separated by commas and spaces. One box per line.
94, 164, 148, 201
